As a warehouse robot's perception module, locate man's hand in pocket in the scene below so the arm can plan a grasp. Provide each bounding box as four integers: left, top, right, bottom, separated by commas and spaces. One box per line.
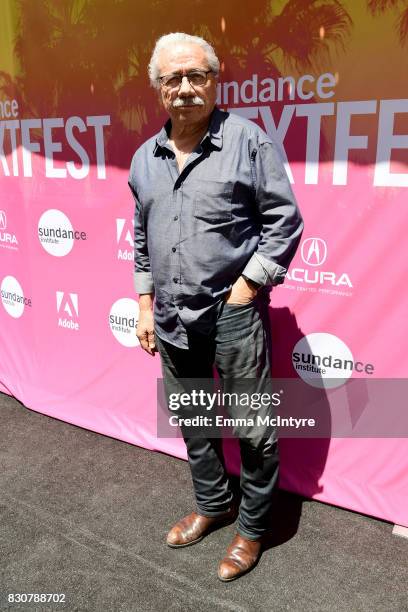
225, 276, 259, 305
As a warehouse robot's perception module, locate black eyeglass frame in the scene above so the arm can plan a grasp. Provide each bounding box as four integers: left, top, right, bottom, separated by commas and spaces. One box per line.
157, 69, 214, 89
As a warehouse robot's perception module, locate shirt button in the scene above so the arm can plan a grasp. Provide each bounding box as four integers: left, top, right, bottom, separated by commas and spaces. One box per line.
173, 277, 178, 283
172, 247, 176, 252
178, 305, 183, 310
173, 215, 178, 221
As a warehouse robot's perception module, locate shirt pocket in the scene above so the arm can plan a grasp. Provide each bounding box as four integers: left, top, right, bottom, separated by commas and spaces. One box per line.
193, 180, 233, 224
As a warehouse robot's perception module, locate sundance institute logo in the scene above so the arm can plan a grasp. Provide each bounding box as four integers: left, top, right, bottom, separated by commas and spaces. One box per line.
1, 275, 32, 318
109, 298, 140, 347
292, 333, 374, 389
38, 209, 87, 257
56, 291, 79, 331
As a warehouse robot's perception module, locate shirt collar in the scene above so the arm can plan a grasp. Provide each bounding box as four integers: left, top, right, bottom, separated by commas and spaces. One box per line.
154, 106, 224, 154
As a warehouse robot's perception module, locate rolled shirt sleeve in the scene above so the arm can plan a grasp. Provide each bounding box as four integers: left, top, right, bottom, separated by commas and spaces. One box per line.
241, 139, 304, 286
128, 169, 155, 295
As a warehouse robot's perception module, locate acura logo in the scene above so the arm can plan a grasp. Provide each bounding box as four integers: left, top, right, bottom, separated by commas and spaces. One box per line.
0, 211, 6, 230
301, 238, 327, 267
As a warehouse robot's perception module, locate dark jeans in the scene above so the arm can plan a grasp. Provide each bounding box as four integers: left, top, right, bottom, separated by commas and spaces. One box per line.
155, 296, 279, 540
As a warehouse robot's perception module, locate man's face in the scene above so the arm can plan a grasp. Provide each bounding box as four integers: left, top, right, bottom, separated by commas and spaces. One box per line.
156, 42, 217, 126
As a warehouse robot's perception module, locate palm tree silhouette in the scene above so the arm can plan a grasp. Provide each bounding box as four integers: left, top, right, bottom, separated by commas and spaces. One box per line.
204, 0, 351, 162
367, 0, 408, 46
0, 0, 352, 166
213, 0, 352, 74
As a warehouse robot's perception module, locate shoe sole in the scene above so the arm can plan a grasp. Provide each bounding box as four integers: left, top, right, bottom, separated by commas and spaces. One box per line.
167, 535, 205, 548
166, 514, 237, 548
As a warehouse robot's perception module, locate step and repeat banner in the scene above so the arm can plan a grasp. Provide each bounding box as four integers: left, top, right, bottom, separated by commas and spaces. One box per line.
1, 1, 407, 525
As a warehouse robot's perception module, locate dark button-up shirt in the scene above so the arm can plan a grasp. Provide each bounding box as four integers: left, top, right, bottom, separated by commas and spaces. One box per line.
128, 107, 303, 349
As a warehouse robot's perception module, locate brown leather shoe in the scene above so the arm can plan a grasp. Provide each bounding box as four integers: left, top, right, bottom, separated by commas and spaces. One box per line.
217, 533, 262, 581
166, 508, 237, 548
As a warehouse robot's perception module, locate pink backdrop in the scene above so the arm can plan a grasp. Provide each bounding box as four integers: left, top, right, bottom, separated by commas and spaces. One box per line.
1, 1, 407, 527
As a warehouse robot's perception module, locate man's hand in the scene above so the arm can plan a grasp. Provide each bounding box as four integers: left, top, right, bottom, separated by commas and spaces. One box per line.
136, 294, 156, 356
225, 276, 259, 305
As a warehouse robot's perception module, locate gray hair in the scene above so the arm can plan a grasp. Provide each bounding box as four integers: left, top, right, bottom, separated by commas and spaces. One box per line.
148, 32, 220, 89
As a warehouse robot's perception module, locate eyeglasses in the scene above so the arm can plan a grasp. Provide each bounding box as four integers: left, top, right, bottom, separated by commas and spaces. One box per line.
158, 69, 213, 90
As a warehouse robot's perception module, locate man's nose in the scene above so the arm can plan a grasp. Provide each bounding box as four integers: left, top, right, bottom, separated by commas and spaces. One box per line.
178, 75, 194, 95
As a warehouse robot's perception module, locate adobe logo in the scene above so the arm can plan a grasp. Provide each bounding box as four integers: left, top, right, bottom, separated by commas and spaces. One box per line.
116, 218, 134, 262
116, 218, 134, 247
56, 291, 79, 331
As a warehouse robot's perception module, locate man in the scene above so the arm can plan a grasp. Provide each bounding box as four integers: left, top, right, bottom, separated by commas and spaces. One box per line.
128, 32, 303, 581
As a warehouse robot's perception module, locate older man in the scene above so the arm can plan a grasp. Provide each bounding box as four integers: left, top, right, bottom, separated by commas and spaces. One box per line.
128, 32, 303, 581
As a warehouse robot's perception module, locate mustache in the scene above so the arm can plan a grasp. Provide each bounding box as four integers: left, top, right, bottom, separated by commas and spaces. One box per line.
172, 96, 205, 108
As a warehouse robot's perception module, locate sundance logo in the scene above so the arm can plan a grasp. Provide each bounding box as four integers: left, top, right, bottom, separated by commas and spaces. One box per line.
38, 209, 87, 257
286, 237, 352, 293
292, 333, 374, 389
56, 291, 79, 331
0, 210, 18, 251
1, 275, 31, 318
109, 298, 140, 347
116, 218, 134, 261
